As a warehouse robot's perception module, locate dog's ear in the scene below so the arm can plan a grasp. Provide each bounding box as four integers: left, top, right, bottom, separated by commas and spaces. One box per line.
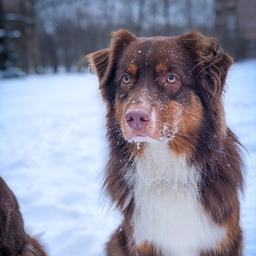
86, 29, 136, 103
178, 31, 233, 99
86, 48, 111, 81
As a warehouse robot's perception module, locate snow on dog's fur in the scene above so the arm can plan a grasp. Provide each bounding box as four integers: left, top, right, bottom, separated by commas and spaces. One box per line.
87, 29, 244, 256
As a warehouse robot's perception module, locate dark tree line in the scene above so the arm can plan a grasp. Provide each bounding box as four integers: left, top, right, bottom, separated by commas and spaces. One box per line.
0, 0, 252, 75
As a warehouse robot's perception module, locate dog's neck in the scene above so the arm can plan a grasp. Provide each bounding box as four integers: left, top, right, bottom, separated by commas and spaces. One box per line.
134, 143, 200, 191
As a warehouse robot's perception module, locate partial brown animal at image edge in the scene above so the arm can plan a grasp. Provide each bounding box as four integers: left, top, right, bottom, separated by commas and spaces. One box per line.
0, 178, 47, 256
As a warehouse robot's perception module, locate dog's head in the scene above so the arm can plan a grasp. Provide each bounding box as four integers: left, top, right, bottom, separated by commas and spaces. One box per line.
87, 29, 232, 154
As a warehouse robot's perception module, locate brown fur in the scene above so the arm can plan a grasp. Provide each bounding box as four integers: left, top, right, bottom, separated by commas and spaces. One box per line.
155, 63, 167, 74
87, 29, 244, 256
127, 64, 137, 77
0, 178, 47, 256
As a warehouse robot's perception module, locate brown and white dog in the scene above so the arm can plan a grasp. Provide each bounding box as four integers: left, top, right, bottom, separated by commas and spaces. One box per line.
0, 177, 47, 256
87, 29, 244, 256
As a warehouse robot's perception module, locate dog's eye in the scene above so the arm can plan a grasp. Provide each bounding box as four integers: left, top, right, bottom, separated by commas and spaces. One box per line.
167, 73, 178, 83
122, 74, 131, 84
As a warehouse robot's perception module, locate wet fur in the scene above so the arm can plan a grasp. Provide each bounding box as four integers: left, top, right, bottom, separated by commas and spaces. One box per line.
87, 29, 244, 255
0, 178, 47, 256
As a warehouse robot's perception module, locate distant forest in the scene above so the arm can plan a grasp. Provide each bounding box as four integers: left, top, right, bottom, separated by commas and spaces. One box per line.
0, 0, 254, 74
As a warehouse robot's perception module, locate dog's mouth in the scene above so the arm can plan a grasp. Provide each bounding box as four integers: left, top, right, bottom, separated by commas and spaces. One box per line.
128, 135, 156, 143
124, 130, 174, 144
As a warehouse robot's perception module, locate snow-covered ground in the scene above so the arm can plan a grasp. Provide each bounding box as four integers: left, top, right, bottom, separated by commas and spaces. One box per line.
0, 60, 255, 256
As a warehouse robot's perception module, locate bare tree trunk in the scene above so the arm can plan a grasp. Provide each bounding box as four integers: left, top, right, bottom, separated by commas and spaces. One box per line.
150, 1, 158, 35
163, 0, 171, 34
215, 0, 238, 39
215, 0, 240, 56
0, 0, 5, 71
186, 0, 193, 29
137, 0, 145, 35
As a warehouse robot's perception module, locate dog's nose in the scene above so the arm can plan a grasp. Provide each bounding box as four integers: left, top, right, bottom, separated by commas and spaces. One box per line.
126, 109, 150, 130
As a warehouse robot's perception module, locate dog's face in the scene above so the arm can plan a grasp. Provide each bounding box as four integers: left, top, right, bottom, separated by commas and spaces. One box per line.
114, 38, 203, 148
87, 29, 232, 154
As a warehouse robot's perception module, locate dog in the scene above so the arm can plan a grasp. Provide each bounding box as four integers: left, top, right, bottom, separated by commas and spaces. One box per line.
87, 29, 244, 256
0, 177, 47, 256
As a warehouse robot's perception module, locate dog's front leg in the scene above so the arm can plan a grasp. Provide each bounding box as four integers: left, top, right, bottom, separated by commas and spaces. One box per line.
106, 226, 161, 256
105, 227, 130, 256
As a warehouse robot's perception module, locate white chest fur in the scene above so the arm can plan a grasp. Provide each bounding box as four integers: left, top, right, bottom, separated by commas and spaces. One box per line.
132, 144, 225, 256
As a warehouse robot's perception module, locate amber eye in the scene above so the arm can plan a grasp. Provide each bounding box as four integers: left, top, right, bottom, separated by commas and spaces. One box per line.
122, 74, 131, 84
167, 73, 177, 83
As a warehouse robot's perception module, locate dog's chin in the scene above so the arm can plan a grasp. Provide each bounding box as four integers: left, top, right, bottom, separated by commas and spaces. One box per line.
126, 135, 170, 144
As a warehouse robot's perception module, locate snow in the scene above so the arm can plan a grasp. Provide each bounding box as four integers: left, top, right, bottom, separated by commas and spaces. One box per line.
0, 60, 255, 255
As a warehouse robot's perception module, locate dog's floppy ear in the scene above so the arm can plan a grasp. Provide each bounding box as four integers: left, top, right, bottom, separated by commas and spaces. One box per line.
86, 48, 111, 81
178, 31, 233, 99
86, 29, 136, 103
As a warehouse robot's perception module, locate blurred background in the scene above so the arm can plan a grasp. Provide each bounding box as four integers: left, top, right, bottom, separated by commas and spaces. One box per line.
0, 1, 255, 256
0, 0, 256, 77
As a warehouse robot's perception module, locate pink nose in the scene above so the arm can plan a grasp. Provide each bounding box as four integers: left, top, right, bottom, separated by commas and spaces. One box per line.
126, 109, 150, 130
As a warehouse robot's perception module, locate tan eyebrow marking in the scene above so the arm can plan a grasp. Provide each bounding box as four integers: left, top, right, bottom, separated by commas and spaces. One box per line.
156, 63, 167, 74
127, 63, 137, 76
